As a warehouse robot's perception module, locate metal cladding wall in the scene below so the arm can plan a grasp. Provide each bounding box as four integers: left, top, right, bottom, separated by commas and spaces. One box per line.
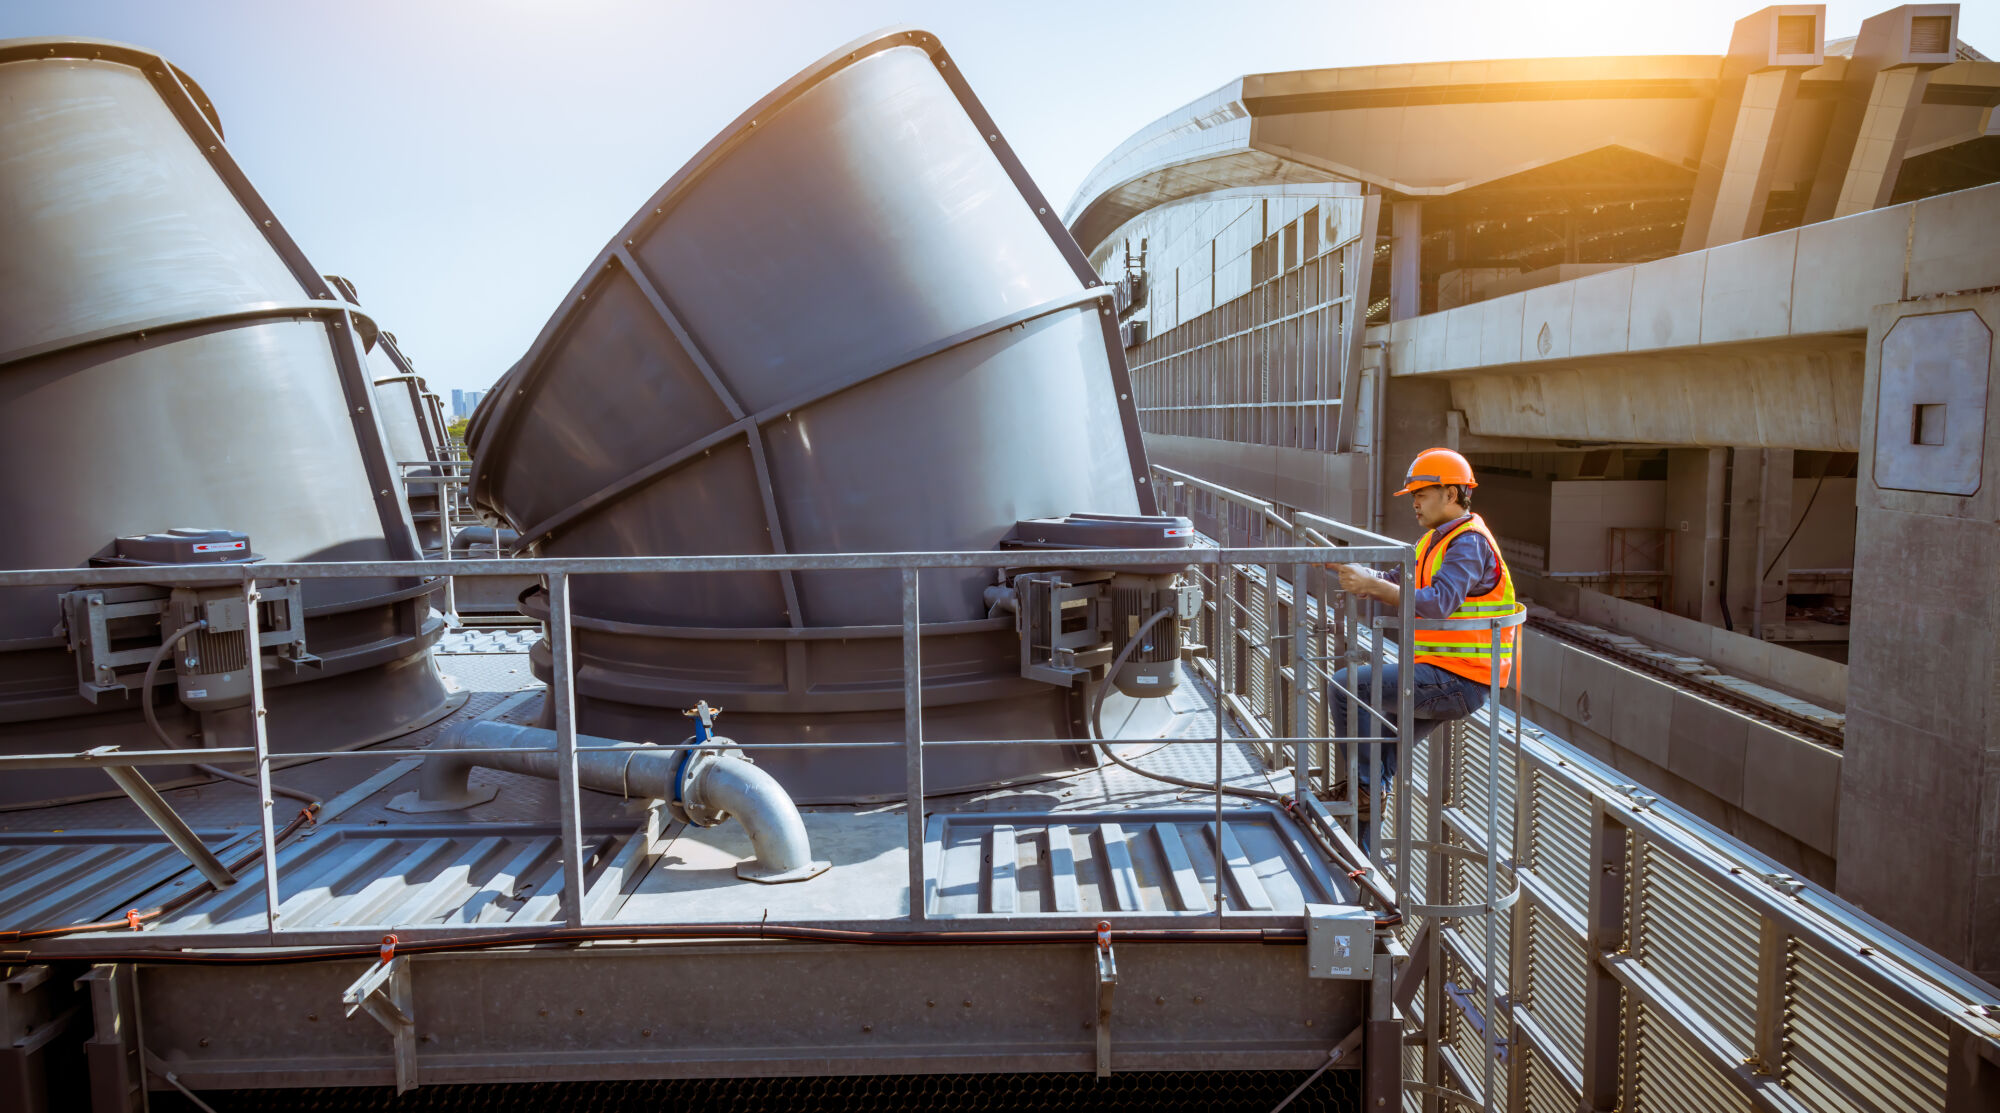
470, 29, 1160, 801
369, 338, 450, 553
0, 38, 451, 804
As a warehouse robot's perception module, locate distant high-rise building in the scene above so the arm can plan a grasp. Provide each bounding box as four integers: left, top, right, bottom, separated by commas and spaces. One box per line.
451, 388, 465, 418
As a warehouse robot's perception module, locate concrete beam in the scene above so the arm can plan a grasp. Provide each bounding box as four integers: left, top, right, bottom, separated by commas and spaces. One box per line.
1374, 181, 2000, 449
1443, 336, 1864, 450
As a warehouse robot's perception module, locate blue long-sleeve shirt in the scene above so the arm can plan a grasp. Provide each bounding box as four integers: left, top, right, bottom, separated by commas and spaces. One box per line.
1380, 514, 1500, 619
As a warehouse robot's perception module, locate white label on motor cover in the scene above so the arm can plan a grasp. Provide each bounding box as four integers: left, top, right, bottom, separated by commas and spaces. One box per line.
1137, 675, 1161, 685
192, 541, 245, 552
185, 689, 207, 698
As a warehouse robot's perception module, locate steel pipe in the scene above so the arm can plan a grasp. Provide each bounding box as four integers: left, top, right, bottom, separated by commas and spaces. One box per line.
397, 719, 828, 883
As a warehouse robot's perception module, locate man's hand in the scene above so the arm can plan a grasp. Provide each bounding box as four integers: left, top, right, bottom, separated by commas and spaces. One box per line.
1328, 562, 1380, 599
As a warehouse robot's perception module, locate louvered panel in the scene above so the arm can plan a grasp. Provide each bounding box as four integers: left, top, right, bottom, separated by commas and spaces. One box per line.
1909, 14, 1952, 54
1783, 938, 1949, 1113
1450, 720, 1517, 854
1445, 845, 1511, 983
1634, 840, 1760, 1055
1523, 901, 1587, 1068
1526, 769, 1590, 918
1523, 1041, 1576, 1113
1402, 1043, 1425, 1113
1440, 943, 1509, 1113
1630, 1001, 1756, 1113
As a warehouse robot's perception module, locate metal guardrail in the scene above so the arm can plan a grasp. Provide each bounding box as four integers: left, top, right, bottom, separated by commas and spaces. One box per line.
1148, 467, 2000, 1110
0, 538, 1408, 954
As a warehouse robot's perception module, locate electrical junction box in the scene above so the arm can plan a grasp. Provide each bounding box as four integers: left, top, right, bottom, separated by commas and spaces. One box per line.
1305, 904, 1376, 980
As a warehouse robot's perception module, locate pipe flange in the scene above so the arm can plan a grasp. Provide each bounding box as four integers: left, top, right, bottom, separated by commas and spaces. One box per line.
674, 743, 742, 827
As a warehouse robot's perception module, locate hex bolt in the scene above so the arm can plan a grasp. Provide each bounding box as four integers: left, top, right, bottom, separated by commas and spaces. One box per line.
306, 1013, 318, 1022
198, 1038, 209, 1047
861, 1024, 872, 1033
538, 1008, 548, 1017
926, 999, 936, 1008
961, 999, 972, 1008
641, 1028, 652, 1037
575, 1008, 586, 1016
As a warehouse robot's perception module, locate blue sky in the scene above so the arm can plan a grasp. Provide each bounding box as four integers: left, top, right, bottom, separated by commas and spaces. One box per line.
13, 1, 1992, 396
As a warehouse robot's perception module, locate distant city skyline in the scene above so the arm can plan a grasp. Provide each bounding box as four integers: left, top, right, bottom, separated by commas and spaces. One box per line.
14, 1, 1992, 396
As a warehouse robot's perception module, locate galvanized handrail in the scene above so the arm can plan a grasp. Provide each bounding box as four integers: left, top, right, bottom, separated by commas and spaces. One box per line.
1158, 482, 2000, 1109
1, 533, 1409, 950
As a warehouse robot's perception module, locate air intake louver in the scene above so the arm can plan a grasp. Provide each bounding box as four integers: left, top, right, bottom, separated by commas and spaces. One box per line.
1909, 15, 1951, 55
1776, 14, 1817, 55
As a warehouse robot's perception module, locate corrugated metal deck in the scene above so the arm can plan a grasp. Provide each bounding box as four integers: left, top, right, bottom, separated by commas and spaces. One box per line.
1, 648, 1351, 942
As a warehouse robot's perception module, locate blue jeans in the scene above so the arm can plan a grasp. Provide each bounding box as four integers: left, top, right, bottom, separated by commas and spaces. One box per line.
1327, 660, 1488, 789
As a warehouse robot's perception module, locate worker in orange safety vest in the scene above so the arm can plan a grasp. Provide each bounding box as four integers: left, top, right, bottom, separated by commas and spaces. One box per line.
1325, 447, 1518, 819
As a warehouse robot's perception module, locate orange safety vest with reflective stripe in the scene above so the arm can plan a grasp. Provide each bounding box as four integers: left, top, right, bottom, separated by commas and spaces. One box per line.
1411, 514, 1517, 688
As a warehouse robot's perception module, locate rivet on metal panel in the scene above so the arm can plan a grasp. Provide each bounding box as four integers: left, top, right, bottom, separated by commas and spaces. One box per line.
1039, 208, 1047, 214
207, 145, 215, 153
356, 405, 367, 413
989, 135, 996, 142
641, 1028, 652, 1037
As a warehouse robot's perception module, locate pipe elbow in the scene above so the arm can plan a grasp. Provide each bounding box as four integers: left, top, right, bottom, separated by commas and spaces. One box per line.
682, 753, 830, 884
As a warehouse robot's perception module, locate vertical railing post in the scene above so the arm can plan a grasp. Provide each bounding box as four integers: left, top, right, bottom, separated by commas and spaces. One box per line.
1580, 801, 1630, 1111
1395, 549, 1415, 891
1753, 916, 1787, 1080
546, 571, 586, 929
1212, 547, 1227, 925
243, 578, 282, 936
1505, 665, 1536, 1112
1366, 599, 1385, 863
902, 567, 925, 924
1481, 622, 1504, 1109
1291, 562, 1311, 810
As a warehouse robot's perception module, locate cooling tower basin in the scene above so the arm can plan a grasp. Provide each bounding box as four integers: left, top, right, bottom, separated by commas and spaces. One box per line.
0, 38, 453, 807
469, 29, 1173, 802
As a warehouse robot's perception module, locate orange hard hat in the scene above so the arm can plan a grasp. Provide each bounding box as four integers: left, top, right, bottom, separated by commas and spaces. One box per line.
1393, 447, 1477, 497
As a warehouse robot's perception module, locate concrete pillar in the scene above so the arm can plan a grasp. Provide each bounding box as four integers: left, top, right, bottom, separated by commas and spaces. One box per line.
1378, 377, 1453, 539
1665, 448, 1727, 624
1725, 449, 1794, 637
1838, 291, 2000, 984
1680, 6, 1824, 252
1804, 5, 1960, 223
1390, 200, 1422, 322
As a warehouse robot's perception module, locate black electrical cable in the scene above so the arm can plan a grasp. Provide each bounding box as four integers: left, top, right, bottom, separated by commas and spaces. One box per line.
140, 619, 321, 808
17, 922, 1306, 965
1762, 472, 1827, 582
1089, 607, 1282, 803
1085, 607, 1401, 921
